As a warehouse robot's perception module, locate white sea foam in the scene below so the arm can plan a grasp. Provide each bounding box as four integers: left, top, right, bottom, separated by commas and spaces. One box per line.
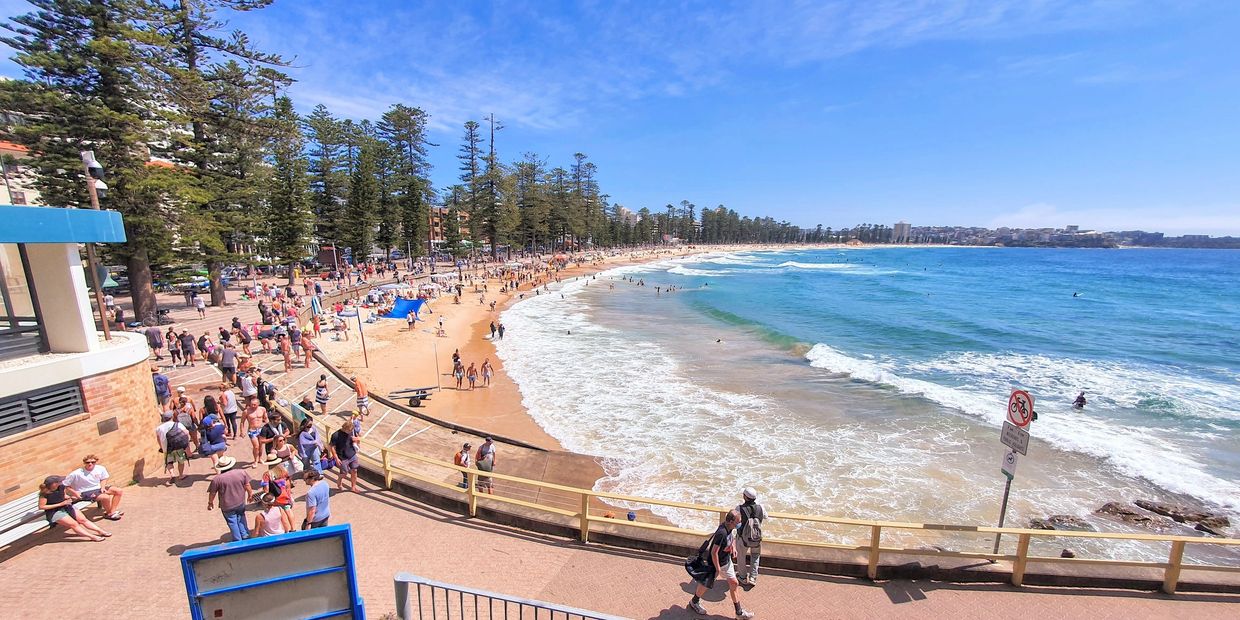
777, 260, 854, 270
804, 343, 1240, 512
668, 265, 731, 277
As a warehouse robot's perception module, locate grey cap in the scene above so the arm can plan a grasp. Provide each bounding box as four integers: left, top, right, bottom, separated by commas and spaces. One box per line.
742, 487, 757, 500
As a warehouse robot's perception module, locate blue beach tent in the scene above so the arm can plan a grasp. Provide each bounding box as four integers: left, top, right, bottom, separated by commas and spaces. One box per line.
380, 297, 424, 319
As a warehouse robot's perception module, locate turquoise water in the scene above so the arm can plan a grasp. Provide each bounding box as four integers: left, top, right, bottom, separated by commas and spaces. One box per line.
496, 247, 1240, 558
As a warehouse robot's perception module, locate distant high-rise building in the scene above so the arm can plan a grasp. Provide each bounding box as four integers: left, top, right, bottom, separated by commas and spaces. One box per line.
893, 221, 911, 244
1065, 225, 1080, 233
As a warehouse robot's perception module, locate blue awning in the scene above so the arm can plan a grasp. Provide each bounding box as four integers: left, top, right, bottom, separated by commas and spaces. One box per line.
0, 205, 127, 243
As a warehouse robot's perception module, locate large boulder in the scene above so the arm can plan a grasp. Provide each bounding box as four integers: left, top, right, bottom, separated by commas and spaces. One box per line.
1029, 515, 1095, 531
1134, 500, 1213, 523
1097, 502, 1157, 526
1195, 516, 1231, 537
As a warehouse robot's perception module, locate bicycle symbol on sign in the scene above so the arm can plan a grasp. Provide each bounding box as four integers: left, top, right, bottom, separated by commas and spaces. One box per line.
1007, 390, 1034, 427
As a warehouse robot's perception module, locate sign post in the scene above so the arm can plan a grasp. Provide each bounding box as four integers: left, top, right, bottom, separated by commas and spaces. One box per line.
993, 390, 1034, 554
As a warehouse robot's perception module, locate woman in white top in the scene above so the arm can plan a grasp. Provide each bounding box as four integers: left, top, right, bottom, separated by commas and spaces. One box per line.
252, 493, 286, 537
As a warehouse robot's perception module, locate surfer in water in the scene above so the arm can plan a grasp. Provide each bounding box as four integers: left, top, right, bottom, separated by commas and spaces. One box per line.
1073, 391, 1087, 409
1073, 291, 1082, 297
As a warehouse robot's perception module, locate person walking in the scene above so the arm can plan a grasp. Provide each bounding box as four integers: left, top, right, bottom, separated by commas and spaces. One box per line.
687, 510, 755, 619
481, 359, 494, 387
466, 363, 478, 390
489, 321, 496, 339
207, 456, 253, 542
302, 469, 331, 529
453, 442, 472, 489
475, 437, 495, 494
329, 420, 359, 492
62, 455, 124, 520
242, 396, 267, 467
218, 343, 238, 384
315, 374, 331, 416
219, 383, 240, 439
735, 487, 767, 588
300, 330, 315, 368
155, 411, 190, 482
166, 326, 182, 365
497, 322, 505, 340
194, 291, 207, 318
179, 329, 196, 367
199, 408, 228, 467
152, 366, 172, 409
351, 375, 371, 418
453, 360, 465, 390
144, 325, 165, 360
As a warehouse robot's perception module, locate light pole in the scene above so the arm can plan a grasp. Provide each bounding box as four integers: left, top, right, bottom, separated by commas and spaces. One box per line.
80, 151, 111, 340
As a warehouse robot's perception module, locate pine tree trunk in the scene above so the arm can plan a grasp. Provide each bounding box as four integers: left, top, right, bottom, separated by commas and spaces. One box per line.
127, 248, 158, 325
207, 259, 226, 306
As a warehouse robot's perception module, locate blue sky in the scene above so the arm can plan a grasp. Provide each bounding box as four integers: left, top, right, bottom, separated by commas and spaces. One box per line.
4, 0, 1240, 235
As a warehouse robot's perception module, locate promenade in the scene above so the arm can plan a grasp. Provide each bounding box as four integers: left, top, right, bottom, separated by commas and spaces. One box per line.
1, 281, 1237, 618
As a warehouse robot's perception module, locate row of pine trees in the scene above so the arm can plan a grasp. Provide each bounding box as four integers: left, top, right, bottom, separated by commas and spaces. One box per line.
0, 1, 808, 320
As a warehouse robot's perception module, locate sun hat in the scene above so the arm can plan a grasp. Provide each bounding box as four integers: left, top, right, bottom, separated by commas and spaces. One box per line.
176, 386, 186, 393
742, 487, 758, 500
215, 456, 237, 472
258, 492, 275, 505
262, 453, 282, 467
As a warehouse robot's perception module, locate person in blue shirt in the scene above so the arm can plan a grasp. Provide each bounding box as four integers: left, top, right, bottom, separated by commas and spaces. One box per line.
302, 469, 331, 529
151, 366, 171, 408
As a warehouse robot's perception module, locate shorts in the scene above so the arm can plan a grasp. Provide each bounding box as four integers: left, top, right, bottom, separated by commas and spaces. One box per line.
338, 454, 359, 473
720, 561, 737, 582
356, 396, 370, 409
248, 429, 261, 438
80, 489, 102, 502
48, 508, 74, 524
165, 449, 188, 465
307, 517, 329, 529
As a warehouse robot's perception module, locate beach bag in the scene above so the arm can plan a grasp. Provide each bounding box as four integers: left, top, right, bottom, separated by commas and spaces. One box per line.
319, 456, 337, 471
165, 423, 190, 451
739, 505, 763, 547
684, 536, 716, 586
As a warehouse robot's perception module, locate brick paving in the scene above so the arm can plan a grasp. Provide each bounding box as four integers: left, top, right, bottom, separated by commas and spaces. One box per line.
2, 282, 1238, 618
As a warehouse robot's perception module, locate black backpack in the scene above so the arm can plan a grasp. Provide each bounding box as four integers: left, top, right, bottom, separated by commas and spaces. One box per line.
165, 423, 190, 451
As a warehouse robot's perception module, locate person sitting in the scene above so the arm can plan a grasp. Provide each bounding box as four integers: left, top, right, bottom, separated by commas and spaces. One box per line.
61, 455, 124, 520
38, 475, 111, 542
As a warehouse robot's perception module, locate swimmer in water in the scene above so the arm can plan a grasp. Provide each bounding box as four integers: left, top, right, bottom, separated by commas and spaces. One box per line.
1073, 391, 1087, 409
1073, 291, 1081, 297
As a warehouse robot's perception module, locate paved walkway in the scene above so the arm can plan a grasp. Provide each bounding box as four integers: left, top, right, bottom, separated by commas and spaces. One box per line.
1, 282, 1236, 617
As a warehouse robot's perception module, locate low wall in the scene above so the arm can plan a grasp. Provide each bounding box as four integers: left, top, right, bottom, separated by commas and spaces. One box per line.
0, 333, 158, 505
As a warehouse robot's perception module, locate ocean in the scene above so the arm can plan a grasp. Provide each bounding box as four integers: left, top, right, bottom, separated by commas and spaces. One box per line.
494, 247, 1240, 560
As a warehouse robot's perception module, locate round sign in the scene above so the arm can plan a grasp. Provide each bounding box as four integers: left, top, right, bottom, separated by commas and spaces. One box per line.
1008, 390, 1034, 427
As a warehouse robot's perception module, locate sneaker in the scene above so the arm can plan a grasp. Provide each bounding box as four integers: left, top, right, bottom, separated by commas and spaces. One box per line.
738, 578, 754, 590
736, 609, 755, 619
688, 601, 707, 615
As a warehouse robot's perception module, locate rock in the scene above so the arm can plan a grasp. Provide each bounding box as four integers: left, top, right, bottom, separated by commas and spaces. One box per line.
1030, 515, 1094, 531
1060, 549, 1076, 558
1199, 515, 1231, 529
1096, 502, 1161, 527
1134, 500, 1211, 523
1196, 521, 1228, 537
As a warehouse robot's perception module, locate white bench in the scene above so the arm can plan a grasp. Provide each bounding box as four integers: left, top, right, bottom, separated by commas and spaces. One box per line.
0, 492, 91, 549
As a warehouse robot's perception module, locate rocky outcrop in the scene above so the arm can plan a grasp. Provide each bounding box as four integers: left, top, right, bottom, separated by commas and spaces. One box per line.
1195, 516, 1231, 537
1133, 500, 1230, 535
1029, 515, 1095, 531
1097, 502, 1156, 525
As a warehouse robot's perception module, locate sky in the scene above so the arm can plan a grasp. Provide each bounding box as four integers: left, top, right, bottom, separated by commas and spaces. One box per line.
3, 0, 1240, 235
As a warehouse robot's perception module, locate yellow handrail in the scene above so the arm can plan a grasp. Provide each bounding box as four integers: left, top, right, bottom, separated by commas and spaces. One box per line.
298, 410, 1240, 595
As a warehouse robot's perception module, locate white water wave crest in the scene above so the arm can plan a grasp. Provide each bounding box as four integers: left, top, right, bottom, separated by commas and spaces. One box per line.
804, 343, 1240, 512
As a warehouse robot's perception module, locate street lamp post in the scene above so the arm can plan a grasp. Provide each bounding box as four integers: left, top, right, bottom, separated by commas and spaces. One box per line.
80, 151, 111, 340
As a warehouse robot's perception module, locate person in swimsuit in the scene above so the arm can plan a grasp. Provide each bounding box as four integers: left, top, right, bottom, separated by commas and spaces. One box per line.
242, 396, 268, 467
481, 359, 493, 387
351, 376, 371, 418
315, 375, 330, 416
466, 363, 478, 390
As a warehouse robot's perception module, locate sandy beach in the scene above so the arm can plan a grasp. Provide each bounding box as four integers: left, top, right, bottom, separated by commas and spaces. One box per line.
318, 247, 724, 452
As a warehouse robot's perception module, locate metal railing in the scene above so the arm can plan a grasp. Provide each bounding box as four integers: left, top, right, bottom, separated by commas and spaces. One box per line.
394, 573, 627, 620
296, 415, 1240, 595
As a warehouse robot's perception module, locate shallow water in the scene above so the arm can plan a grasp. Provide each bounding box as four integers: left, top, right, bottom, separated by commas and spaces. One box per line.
496, 248, 1240, 561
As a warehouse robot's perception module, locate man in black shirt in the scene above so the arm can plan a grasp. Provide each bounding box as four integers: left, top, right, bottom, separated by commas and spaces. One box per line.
329, 420, 359, 493
257, 411, 290, 456
687, 510, 754, 619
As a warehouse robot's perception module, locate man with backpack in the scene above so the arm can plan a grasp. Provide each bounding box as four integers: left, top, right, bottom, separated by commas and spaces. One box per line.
687, 509, 755, 619
736, 487, 767, 589
154, 411, 190, 482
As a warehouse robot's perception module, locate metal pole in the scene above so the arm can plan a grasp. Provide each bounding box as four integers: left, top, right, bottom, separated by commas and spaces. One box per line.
432, 339, 440, 390
992, 476, 1013, 554
356, 312, 369, 367
82, 163, 111, 340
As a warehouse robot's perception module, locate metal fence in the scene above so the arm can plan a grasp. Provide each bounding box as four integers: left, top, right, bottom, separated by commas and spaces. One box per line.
394, 573, 627, 620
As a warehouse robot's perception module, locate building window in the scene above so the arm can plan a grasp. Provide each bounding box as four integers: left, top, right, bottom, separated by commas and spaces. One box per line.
0, 243, 46, 361
10, 191, 26, 205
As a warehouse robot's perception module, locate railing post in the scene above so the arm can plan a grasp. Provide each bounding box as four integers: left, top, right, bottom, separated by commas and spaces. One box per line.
1011, 533, 1031, 586
394, 577, 409, 620
1163, 540, 1186, 594
382, 448, 392, 489
867, 525, 881, 580
467, 471, 478, 517
579, 493, 590, 543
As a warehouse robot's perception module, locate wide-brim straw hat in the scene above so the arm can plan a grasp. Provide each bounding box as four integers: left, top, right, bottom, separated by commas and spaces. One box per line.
215, 456, 237, 472
262, 453, 283, 467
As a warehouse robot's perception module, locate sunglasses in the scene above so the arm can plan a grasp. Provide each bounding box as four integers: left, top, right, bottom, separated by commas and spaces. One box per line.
85, 461, 98, 465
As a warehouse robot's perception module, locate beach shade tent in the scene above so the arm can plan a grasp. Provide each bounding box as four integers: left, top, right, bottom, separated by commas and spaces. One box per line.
379, 297, 424, 319
377, 283, 409, 291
